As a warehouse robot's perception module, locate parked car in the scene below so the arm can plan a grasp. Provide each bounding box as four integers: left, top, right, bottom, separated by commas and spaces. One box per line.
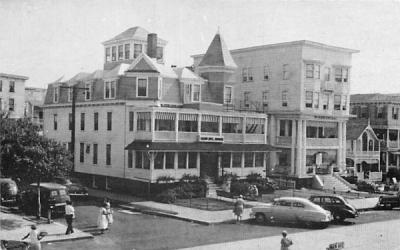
250, 197, 332, 228
309, 195, 358, 222
0, 178, 18, 204
18, 182, 70, 216
52, 176, 88, 197
376, 191, 400, 210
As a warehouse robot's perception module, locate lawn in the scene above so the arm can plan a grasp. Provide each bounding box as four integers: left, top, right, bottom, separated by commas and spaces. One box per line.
174, 198, 252, 211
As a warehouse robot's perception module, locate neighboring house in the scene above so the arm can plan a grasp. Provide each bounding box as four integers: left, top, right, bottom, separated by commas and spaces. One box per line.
25, 87, 46, 127
0, 73, 29, 119
193, 39, 359, 186
350, 93, 400, 173
42, 27, 275, 191
346, 119, 381, 182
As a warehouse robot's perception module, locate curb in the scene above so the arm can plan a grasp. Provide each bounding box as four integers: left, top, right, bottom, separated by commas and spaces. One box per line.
42, 234, 94, 244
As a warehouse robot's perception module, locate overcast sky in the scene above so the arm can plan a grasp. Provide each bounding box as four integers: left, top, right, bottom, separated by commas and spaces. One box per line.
1, 0, 399, 94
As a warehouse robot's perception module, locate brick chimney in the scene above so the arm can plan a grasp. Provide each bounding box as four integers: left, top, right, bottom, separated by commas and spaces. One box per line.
147, 33, 157, 58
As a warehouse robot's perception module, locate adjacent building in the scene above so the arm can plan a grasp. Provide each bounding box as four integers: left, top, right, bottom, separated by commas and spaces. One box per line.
193, 39, 359, 186
43, 27, 275, 191
0, 73, 29, 119
25, 87, 46, 127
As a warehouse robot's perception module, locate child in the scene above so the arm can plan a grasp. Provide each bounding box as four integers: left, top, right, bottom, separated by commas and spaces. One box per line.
280, 230, 293, 250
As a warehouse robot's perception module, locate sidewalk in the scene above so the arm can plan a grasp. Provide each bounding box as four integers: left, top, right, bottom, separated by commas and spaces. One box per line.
178, 218, 400, 250
0, 211, 93, 243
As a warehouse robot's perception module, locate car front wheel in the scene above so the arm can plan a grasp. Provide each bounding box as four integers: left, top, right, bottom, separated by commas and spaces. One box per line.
255, 213, 266, 224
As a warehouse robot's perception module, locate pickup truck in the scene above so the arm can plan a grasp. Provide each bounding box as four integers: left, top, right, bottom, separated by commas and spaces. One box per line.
376, 191, 400, 210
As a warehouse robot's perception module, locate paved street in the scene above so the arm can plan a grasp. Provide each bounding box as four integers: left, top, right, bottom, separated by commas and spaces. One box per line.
42, 199, 400, 250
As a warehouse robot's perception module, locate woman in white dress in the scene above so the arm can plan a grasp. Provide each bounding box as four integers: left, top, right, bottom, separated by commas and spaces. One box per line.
97, 203, 109, 234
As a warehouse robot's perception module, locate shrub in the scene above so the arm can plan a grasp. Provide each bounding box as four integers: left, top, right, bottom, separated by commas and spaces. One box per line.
180, 174, 200, 183
156, 175, 175, 184
246, 173, 262, 183
155, 189, 177, 203
387, 167, 400, 182
230, 181, 250, 196
357, 181, 375, 193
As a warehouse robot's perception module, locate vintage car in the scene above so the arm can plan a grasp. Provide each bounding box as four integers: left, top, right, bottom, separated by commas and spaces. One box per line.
309, 195, 358, 222
18, 182, 70, 216
52, 176, 89, 197
250, 197, 332, 228
375, 191, 400, 210
0, 178, 18, 204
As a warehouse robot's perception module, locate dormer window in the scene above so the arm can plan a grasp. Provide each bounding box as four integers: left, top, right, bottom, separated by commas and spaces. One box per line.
192, 84, 200, 102
156, 47, 163, 60
105, 48, 111, 62
118, 45, 123, 60
111, 46, 116, 61
137, 78, 148, 97
104, 81, 116, 99
184, 83, 201, 103
224, 86, 232, 104
53, 86, 59, 103
134, 44, 142, 58
124, 44, 130, 59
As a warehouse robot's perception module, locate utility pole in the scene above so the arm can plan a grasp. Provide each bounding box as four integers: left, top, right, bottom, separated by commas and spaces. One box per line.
60, 84, 88, 172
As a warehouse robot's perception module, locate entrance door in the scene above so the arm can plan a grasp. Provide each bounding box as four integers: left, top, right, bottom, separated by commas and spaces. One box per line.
200, 152, 218, 179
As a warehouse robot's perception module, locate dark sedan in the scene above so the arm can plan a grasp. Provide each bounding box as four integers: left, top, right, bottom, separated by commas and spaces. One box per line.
52, 177, 89, 197
309, 195, 358, 222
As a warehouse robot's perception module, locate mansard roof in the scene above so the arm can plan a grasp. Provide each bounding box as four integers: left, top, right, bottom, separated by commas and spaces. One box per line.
198, 32, 237, 69
102, 26, 167, 45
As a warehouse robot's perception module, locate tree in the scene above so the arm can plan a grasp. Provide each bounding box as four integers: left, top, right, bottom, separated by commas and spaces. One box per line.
0, 118, 72, 218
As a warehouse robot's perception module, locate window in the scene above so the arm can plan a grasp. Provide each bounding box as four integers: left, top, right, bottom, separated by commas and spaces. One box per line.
105, 47, 111, 62
244, 153, 253, 168
315, 65, 320, 79
222, 153, 231, 169
305, 91, 313, 108
263, 65, 270, 80
393, 107, 399, 120
343, 68, 348, 82
342, 95, 347, 111
282, 91, 288, 107
242, 67, 253, 82
129, 111, 134, 131
8, 98, 14, 111
192, 84, 200, 102
313, 92, 320, 109
93, 144, 98, 164
9, 81, 15, 92
244, 92, 250, 108
106, 144, 111, 165
306, 64, 314, 78
118, 45, 123, 60
53, 87, 59, 103
94, 112, 98, 130
68, 113, 72, 130
262, 91, 268, 109
128, 150, 133, 168
165, 152, 175, 169
0, 80, 2, 91
111, 46, 116, 61
154, 153, 163, 169
255, 153, 264, 167
335, 67, 349, 82
224, 86, 232, 104
137, 78, 148, 97
232, 153, 242, 168
68, 88, 73, 102
80, 143, 84, 163
53, 114, 58, 130
323, 94, 329, 110
325, 67, 331, 81
156, 47, 163, 60
188, 152, 197, 169
80, 113, 85, 131
107, 112, 112, 131
283, 64, 289, 80
124, 44, 130, 59
334, 95, 341, 110
135, 152, 143, 169
85, 83, 91, 100
134, 44, 142, 58
104, 81, 116, 99
178, 152, 187, 169
279, 120, 292, 137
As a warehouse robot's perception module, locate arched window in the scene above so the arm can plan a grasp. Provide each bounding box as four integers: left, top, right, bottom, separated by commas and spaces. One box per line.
368, 140, 373, 151
362, 133, 368, 151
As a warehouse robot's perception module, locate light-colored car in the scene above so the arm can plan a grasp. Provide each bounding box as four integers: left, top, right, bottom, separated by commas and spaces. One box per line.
250, 197, 332, 228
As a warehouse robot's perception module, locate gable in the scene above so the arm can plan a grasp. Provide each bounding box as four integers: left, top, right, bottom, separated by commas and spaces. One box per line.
130, 58, 158, 72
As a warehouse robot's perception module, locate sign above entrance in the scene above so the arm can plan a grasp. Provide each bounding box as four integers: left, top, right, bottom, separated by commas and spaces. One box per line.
198, 135, 224, 143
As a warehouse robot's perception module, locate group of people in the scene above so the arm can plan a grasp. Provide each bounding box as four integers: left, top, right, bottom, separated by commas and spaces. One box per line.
98, 198, 114, 234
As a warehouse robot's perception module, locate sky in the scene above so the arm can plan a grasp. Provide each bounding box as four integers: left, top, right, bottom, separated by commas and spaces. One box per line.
1, 0, 400, 94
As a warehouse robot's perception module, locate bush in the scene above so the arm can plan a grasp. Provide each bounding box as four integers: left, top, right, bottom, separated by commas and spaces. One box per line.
255, 181, 275, 194
180, 174, 200, 183
230, 181, 250, 196
387, 167, 400, 182
156, 175, 175, 183
155, 189, 177, 203
357, 181, 375, 193
246, 173, 262, 183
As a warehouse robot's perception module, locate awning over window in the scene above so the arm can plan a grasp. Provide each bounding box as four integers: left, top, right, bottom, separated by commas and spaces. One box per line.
155, 112, 175, 120
202, 114, 219, 122
125, 140, 279, 152
246, 117, 265, 124
179, 113, 198, 121
137, 112, 151, 120
222, 116, 242, 123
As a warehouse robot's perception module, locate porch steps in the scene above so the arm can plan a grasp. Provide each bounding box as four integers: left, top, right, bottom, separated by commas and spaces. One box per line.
206, 181, 223, 198
317, 174, 355, 193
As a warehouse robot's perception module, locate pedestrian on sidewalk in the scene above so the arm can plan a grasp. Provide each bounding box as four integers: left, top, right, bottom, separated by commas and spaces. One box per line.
280, 230, 293, 250
105, 198, 113, 229
97, 202, 109, 234
21, 225, 44, 250
65, 200, 75, 235
233, 195, 245, 223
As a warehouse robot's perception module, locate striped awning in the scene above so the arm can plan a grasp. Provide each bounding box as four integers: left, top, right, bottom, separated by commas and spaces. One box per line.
155, 112, 175, 120
246, 117, 265, 124
179, 113, 198, 121
222, 116, 242, 123
202, 114, 219, 122
137, 112, 151, 120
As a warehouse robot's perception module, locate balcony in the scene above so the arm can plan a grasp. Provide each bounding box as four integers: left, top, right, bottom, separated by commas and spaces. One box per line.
307, 138, 339, 147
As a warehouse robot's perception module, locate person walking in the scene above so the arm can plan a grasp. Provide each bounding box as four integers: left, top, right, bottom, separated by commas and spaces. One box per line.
233, 195, 245, 223
21, 225, 44, 250
65, 200, 75, 235
97, 202, 109, 234
105, 199, 113, 229
280, 230, 293, 250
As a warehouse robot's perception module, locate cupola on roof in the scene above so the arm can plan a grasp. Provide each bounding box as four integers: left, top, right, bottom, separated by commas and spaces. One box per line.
103, 26, 167, 45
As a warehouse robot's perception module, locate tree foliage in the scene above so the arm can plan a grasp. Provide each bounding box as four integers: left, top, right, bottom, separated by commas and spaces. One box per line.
0, 118, 72, 187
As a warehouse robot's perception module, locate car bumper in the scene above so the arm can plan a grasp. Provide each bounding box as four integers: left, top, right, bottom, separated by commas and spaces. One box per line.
69, 192, 89, 196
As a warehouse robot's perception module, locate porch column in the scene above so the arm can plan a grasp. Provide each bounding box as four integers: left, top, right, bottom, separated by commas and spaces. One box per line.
198, 113, 202, 135
386, 129, 390, 147
386, 152, 389, 171
218, 116, 223, 136
343, 122, 347, 171
291, 119, 296, 175
302, 120, 307, 177
296, 120, 302, 177
338, 121, 343, 170
264, 117, 268, 144
269, 115, 276, 145
196, 152, 200, 177
151, 111, 155, 139
133, 111, 137, 132
175, 113, 179, 142
242, 117, 246, 143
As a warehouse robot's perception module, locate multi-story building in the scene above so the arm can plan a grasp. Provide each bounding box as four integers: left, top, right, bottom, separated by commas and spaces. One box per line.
43, 27, 275, 191
0, 73, 29, 119
193, 39, 359, 186
25, 87, 46, 127
350, 94, 400, 172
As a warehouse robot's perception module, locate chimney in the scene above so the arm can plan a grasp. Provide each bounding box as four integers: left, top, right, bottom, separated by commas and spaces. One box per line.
147, 33, 157, 59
